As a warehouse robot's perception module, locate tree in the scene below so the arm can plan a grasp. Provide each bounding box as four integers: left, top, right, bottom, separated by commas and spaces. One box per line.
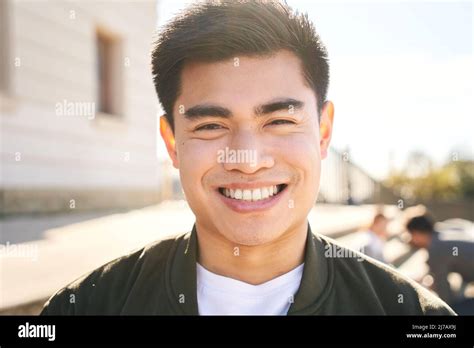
385, 151, 474, 202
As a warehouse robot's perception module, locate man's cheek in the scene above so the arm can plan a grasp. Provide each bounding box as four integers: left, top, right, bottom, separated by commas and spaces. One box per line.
285, 141, 321, 195
281, 137, 319, 168
178, 142, 219, 184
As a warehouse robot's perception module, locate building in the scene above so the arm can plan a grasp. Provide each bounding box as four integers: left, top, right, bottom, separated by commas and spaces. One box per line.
0, 0, 166, 214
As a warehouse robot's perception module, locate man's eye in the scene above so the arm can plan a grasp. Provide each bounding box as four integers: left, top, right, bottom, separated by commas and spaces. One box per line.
267, 119, 295, 126
195, 123, 224, 131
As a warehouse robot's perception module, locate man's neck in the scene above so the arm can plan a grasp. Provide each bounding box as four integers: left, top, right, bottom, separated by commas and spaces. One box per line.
195, 221, 307, 285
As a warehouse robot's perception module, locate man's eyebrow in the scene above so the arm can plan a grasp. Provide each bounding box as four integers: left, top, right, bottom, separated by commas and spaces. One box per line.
254, 98, 304, 115
183, 98, 305, 120
184, 104, 232, 119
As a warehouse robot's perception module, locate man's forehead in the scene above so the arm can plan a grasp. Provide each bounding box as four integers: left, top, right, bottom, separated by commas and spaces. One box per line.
178, 50, 312, 107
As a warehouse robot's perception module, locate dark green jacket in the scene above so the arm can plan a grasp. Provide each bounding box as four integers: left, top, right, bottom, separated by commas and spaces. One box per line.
41, 224, 455, 315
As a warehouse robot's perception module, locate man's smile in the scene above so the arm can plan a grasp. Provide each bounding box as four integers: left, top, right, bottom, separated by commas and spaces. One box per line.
218, 184, 287, 201
215, 182, 289, 213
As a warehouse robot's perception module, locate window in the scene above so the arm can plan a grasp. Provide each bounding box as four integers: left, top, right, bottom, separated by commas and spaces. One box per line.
96, 28, 123, 116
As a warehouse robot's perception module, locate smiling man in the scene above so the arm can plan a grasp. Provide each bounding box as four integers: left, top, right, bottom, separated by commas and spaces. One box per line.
41, 0, 454, 315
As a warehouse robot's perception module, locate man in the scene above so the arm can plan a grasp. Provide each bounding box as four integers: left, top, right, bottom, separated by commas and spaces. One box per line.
362, 213, 389, 263
41, 0, 453, 315
406, 214, 474, 314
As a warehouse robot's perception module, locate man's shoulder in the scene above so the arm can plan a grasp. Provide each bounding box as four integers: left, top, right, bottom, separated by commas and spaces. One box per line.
41, 232, 187, 315
317, 234, 455, 315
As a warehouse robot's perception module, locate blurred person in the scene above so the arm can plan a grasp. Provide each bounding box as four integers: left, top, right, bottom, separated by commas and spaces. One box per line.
41, 0, 453, 316
407, 214, 474, 314
362, 213, 389, 263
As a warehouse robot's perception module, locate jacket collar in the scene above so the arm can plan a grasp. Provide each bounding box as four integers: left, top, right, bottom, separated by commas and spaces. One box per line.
165, 227, 200, 314
165, 222, 333, 315
287, 224, 333, 314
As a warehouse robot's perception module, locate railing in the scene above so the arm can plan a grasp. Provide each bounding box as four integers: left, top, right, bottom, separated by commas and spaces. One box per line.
319, 148, 399, 205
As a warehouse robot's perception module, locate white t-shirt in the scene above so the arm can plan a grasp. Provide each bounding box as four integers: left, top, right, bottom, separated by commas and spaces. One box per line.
196, 262, 304, 315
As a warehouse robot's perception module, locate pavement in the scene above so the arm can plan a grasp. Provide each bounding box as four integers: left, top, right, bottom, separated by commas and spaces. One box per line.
0, 201, 397, 313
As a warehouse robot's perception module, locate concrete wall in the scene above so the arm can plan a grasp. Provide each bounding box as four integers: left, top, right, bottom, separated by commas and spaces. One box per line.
1, 0, 163, 214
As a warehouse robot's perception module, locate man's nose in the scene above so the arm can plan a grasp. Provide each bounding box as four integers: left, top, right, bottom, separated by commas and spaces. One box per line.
221, 130, 274, 174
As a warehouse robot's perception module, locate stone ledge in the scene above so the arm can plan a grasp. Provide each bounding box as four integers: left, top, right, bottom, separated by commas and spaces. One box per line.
0, 188, 162, 215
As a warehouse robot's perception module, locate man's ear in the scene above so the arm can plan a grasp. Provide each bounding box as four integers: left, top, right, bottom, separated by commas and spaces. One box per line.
160, 115, 179, 169
319, 101, 334, 159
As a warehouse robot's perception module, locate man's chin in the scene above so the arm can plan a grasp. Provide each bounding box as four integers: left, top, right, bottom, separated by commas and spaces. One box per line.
216, 220, 288, 246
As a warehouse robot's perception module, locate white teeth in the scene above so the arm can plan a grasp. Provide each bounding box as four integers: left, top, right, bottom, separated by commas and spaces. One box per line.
252, 189, 261, 201
242, 189, 252, 201
221, 185, 283, 201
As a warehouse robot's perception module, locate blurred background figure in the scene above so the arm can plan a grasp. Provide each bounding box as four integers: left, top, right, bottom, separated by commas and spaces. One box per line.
362, 213, 389, 263
406, 214, 474, 314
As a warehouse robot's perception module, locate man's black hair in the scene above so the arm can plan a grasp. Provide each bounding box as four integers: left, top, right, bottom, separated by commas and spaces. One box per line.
151, 0, 329, 131
406, 215, 436, 234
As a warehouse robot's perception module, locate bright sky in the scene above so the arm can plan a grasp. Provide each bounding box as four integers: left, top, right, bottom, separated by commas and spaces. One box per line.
155, 0, 473, 180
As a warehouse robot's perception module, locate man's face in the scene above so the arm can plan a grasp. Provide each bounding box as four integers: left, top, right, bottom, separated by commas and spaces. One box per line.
409, 230, 431, 249
373, 218, 388, 237
162, 50, 333, 246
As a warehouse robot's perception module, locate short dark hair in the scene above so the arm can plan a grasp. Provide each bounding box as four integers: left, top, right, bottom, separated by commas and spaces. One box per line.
151, 0, 330, 131
406, 215, 435, 234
